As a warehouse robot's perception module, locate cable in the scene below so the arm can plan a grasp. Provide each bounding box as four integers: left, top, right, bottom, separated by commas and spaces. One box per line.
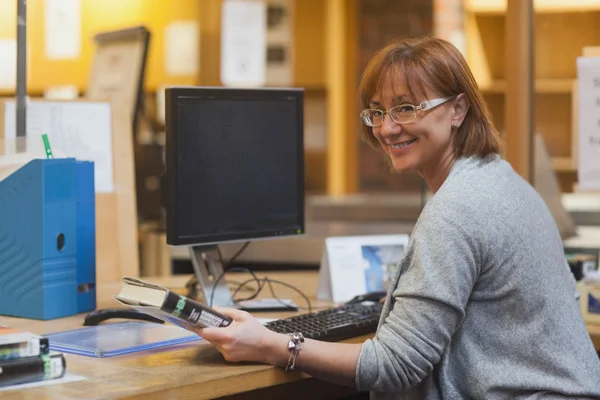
231, 277, 266, 302
186, 242, 326, 315
185, 242, 251, 299
217, 242, 250, 269
209, 267, 262, 308
228, 276, 332, 314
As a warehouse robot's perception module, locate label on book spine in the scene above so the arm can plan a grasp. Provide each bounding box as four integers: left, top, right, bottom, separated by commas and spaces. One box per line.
161, 292, 232, 329
42, 354, 66, 380
0, 333, 46, 360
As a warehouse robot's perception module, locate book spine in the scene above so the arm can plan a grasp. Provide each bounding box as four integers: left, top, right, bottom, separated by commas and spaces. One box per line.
0, 353, 66, 388
0, 335, 49, 361
161, 291, 232, 329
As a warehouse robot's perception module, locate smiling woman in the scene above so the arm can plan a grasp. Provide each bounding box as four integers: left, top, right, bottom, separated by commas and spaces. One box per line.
195, 36, 600, 400
358, 36, 502, 192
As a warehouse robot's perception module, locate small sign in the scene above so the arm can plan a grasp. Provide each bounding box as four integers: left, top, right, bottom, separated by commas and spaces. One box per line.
577, 57, 600, 190
317, 235, 409, 303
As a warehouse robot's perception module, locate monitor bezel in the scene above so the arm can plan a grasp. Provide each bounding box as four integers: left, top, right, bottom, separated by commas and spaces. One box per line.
164, 86, 305, 247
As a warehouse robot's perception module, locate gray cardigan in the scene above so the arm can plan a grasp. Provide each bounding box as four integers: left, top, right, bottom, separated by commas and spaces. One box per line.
355, 154, 600, 399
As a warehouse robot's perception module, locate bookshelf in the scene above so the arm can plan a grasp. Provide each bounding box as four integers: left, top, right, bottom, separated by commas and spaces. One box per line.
464, 0, 600, 190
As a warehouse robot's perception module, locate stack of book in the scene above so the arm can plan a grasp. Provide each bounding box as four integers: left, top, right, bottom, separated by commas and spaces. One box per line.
0, 326, 66, 388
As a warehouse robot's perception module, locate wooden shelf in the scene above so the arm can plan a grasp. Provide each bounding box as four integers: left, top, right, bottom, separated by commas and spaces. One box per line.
480, 78, 574, 94
552, 156, 577, 172
467, 0, 600, 14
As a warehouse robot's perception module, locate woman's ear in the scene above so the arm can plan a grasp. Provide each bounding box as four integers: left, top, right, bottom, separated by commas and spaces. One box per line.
452, 93, 470, 126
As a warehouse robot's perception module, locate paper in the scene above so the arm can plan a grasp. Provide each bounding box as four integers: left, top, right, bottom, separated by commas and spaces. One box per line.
0, 373, 86, 392
221, 0, 267, 87
164, 21, 199, 76
44, 0, 81, 60
0, 39, 17, 89
577, 57, 600, 190
317, 235, 409, 303
3, 101, 114, 192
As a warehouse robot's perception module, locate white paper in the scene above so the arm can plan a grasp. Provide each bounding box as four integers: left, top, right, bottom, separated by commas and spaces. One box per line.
0, 39, 17, 89
317, 235, 409, 303
0, 373, 86, 392
221, 0, 267, 87
164, 21, 199, 76
577, 57, 600, 190
44, 0, 81, 60
3, 101, 114, 192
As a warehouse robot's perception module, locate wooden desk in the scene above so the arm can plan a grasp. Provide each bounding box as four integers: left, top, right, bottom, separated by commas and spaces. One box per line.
0, 272, 366, 400
1, 271, 599, 399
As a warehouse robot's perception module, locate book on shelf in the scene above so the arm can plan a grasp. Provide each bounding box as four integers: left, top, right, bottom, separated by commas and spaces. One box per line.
0, 352, 66, 388
114, 277, 233, 331
0, 326, 49, 361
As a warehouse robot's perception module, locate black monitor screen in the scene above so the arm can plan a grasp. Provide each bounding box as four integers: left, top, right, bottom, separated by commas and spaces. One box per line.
164, 88, 304, 246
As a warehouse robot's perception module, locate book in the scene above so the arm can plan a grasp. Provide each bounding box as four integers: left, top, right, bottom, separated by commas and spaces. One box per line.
0, 326, 49, 361
114, 277, 233, 331
0, 352, 66, 388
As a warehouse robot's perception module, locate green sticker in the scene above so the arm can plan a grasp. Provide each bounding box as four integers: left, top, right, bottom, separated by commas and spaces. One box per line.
42, 354, 51, 377
172, 296, 186, 317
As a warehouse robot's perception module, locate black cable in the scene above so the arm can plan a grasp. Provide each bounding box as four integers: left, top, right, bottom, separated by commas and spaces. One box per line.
264, 278, 312, 314
231, 277, 266, 302
217, 241, 250, 270
209, 267, 262, 308
186, 241, 323, 315
228, 276, 333, 314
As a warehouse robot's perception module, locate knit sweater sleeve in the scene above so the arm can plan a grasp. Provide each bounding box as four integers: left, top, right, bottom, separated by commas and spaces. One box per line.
355, 208, 482, 393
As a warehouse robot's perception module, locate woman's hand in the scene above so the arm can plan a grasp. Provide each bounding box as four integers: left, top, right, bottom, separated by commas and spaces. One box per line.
196, 307, 286, 364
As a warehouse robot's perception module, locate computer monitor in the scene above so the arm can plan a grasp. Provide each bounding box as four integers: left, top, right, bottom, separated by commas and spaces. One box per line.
163, 86, 305, 306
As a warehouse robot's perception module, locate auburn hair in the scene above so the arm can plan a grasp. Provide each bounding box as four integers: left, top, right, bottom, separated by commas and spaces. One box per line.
358, 36, 502, 158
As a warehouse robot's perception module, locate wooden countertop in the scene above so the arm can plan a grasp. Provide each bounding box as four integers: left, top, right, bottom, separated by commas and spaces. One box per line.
1, 271, 599, 399
0, 272, 364, 400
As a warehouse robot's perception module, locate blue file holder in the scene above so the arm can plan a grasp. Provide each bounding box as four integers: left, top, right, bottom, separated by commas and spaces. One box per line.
0, 158, 96, 320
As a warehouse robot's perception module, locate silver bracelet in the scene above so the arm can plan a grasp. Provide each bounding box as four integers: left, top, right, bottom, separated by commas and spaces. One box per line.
284, 332, 304, 372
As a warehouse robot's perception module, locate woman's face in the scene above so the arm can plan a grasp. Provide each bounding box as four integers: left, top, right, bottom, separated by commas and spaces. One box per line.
369, 74, 462, 175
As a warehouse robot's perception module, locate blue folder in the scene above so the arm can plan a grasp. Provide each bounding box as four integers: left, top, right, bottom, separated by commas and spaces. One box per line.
0, 158, 96, 320
45, 322, 203, 358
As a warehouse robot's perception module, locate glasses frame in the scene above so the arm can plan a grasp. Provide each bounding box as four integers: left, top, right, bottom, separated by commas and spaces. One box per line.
360, 96, 454, 127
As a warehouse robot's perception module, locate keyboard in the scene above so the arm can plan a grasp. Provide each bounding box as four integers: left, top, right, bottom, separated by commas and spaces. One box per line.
264, 301, 383, 342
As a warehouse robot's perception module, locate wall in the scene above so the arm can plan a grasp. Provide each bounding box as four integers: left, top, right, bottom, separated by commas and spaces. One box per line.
0, 0, 326, 93
0, 0, 204, 94
357, 0, 434, 193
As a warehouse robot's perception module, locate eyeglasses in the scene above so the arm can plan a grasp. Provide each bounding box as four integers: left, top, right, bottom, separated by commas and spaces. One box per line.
360, 97, 454, 127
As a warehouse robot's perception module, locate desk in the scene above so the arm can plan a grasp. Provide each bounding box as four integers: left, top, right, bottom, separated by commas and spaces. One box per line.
0, 272, 367, 400
1, 271, 599, 400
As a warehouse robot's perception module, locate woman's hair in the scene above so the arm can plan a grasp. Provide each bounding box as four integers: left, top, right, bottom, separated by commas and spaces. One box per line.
358, 36, 502, 158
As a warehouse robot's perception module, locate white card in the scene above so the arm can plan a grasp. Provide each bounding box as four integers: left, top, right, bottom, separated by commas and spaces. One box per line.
164, 21, 200, 76
317, 235, 409, 303
221, 0, 267, 87
0, 39, 17, 89
44, 0, 81, 60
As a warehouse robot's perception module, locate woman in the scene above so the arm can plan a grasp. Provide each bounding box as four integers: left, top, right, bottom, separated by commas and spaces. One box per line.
198, 37, 600, 399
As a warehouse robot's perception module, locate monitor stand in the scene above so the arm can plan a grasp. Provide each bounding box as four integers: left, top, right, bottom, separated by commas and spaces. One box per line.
188, 244, 299, 312
189, 245, 235, 308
